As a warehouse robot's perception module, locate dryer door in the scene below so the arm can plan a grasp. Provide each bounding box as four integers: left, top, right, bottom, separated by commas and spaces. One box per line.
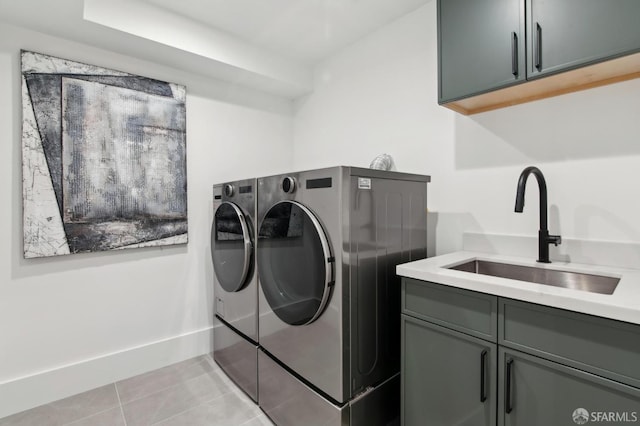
258, 200, 334, 326
211, 202, 253, 292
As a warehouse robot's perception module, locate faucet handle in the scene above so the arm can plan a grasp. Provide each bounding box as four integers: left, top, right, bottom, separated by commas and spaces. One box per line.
548, 234, 562, 246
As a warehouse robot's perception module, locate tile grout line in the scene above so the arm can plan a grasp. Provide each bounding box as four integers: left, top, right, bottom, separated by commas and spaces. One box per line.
148, 401, 209, 426
238, 412, 264, 426
147, 388, 237, 426
114, 382, 128, 426
119, 366, 226, 407
55, 384, 124, 426
149, 389, 257, 426
147, 371, 250, 425
117, 357, 219, 405
59, 404, 122, 426
6, 357, 225, 426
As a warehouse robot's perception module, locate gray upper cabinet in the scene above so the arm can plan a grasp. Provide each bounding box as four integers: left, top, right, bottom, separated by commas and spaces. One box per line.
439, 0, 640, 113
527, 0, 640, 78
438, 0, 525, 103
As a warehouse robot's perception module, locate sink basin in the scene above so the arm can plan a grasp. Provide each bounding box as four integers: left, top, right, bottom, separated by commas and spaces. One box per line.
447, 260, 620, 295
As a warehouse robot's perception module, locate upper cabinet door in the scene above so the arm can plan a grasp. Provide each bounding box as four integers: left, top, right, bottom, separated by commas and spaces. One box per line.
438, 0, 525, 103
527, 0, 640, 78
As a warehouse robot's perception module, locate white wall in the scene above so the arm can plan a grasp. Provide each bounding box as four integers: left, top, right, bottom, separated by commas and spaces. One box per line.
0, 23, 293, 417
293, 1, 640, 258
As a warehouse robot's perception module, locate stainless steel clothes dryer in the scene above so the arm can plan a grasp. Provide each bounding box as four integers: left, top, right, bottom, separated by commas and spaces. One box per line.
211, 179, 258, 402
256, 166, 429, 426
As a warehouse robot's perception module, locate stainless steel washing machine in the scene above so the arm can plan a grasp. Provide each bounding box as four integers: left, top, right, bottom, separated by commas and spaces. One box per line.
211, 178, 258, 402
256, 166, 429, 425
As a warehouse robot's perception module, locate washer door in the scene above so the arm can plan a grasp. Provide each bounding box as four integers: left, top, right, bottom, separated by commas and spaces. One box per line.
258, 201, 334, 326
211, 202, 253, 292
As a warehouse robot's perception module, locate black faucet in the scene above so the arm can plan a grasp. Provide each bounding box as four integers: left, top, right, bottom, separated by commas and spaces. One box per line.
514, 166, 561, 263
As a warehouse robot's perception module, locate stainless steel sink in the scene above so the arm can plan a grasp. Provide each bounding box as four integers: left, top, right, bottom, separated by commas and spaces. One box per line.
447, 260, 620, 295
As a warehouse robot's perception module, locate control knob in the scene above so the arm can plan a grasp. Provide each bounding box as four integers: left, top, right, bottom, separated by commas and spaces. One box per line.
282, 176, 296, 194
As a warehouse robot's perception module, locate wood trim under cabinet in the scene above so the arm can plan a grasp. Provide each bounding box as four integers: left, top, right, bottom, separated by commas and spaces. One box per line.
442, 51, 640, 115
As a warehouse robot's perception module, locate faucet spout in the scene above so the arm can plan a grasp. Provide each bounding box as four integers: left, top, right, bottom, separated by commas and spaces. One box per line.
514, 166, 561, 263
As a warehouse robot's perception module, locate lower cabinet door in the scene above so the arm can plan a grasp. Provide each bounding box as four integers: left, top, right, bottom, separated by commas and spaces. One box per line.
499, 348, 640, 426
402, 315, 496, 426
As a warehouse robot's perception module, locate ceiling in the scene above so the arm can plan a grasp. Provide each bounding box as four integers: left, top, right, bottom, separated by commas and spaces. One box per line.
144, 0, 430, 65
0, 0, 430, 97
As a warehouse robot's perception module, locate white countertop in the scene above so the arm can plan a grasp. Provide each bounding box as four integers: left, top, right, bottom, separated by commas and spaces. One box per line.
397, 251, 640, 325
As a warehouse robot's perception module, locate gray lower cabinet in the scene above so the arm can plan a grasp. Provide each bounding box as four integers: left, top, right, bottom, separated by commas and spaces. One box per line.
402, 315, 496, 426
498, 348, 640, 426
401, 278, 640, 426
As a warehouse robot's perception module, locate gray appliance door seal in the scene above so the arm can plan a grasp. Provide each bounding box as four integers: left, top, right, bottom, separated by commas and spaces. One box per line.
258, 200, 334, 326
211, 201, 252, 292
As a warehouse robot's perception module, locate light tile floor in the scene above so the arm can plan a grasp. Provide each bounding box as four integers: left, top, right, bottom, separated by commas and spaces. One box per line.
0, 355, 274, 426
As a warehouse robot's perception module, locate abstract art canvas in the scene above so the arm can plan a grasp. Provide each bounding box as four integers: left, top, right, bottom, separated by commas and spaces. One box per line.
21, 51, 188, 258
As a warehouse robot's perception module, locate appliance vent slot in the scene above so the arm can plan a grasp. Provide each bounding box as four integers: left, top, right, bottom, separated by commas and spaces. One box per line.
306, 177, 332, 189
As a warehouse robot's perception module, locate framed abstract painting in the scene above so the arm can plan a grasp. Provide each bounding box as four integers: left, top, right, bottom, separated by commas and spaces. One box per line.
21, 51, 188, 258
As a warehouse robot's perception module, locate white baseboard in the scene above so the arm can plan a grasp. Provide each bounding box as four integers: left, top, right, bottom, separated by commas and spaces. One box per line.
0, 326, 215, 419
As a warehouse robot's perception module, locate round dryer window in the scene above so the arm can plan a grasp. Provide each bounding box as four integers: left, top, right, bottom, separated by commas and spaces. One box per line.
257, 201, 334, 326
211, 202, 253, 292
